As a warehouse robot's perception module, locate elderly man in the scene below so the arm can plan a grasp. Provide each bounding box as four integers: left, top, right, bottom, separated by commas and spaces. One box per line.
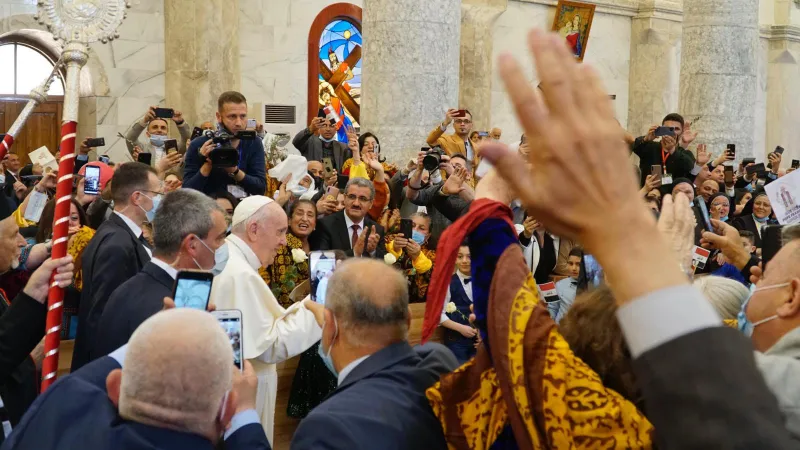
291, 259, 457, 449
313, 178, 386, 258
93, 189, 228, 359
72, 162, 163, 371
490, 127, 502, 141
2, 309, 270, 449
211, 195, 324, 443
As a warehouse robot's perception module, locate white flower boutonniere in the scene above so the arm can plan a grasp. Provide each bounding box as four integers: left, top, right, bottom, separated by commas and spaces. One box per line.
291, 248, 308, 264
445, 302, 457, 314
384, 253, 397, 265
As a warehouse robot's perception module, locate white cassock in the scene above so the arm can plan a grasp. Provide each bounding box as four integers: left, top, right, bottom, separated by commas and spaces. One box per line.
211, 235, 321, 444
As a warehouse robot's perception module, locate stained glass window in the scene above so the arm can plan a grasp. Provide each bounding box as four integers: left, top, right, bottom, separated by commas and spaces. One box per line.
0, 43, 64, 95
318, 19, 362, 142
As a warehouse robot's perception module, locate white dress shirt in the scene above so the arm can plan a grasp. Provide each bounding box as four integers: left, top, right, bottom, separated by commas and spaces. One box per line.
337, 354, 370, 386
149, 257, 178, 279
440, 271, 473, 324
114, 211, 152, 258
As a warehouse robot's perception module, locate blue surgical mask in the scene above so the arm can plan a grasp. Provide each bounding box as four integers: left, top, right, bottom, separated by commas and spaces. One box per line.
290, 185, 308, 197
739, 282, 790, 337
195, 237, 227, 273
411, 229, 426, 246
753, 214, 768, 224
149, 134, 167, 147
319, 136, 336, 143
317, 316, 339, 378
138, 192, 162, 223
721, 215, 729, 222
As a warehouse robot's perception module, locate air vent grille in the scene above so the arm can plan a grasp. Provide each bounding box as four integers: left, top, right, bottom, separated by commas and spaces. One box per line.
264, 104, 296, 124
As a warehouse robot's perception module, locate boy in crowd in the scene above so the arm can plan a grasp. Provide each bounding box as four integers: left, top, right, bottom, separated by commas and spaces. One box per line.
552, 248, 583, 323
439, 244, 477, 364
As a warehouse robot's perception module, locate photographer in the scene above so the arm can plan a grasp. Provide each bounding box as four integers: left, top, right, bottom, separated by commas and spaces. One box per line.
427, 108, 476, 168
631, 113, 697, 187
183, 91, 267, 197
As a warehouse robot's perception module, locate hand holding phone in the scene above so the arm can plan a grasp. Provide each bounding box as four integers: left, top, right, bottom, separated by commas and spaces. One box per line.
723, 165, 734, 184
310, 251, 337, 305
654, 126, 676, 138
400, 218, 413, 239
746, 162, 765, 176
137, 152, 152, 165
726, 144, 736, 160
83, 165, 101, 195
85, 137, 105, 148
171, 270, 214, 310
695, 197, 714, 233
154, 107, 174, 119
323, 157, 334, 175
212, 310, 243, 371
165, 138, 178, 154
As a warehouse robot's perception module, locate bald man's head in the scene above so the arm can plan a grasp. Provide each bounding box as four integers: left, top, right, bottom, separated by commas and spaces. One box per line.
325, 259, 410, 347
111, 309, 234, 439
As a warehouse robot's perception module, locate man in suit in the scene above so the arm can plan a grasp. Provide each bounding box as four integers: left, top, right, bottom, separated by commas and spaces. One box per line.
427, 108, 476, 167
2, 308, 272, 450
72, 162, 162, 371
314, 178, 386, 258
292, 117, 352, 172
291, 259, 458, 450
92, 189, 228, 359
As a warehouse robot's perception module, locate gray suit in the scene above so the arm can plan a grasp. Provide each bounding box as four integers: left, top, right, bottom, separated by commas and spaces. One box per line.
291, 128, 351, 170
756, 326, 800, 442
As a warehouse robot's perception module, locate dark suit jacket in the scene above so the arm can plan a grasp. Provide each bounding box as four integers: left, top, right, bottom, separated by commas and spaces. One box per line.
312, 210, 386, 259
1, 354, 272, 450
409, 181, 471, 244
72, 213, 151, 371
634, 327, 796, 448
732, 214, 763, 248
92, 262, 174, 360
291, 128, 352, 170
291, 342, 457, 450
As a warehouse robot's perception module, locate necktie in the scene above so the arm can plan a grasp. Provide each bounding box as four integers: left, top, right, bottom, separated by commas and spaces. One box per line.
138, 234, 152, 250
464, 277, 472, 285
351, 224, 360, 249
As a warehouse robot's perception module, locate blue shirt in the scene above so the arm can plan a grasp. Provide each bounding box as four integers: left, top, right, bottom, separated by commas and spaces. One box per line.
182, 135, 267, 196
554, 277, 578, 323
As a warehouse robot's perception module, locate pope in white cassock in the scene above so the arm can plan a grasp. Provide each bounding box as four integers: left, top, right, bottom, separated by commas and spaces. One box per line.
210, 195, 325, 444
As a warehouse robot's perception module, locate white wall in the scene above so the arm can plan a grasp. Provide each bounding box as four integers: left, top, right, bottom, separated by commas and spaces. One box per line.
491, 0, 631, 143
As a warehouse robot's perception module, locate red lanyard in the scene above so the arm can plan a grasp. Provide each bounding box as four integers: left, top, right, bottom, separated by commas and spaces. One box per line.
661, 150, 669, 174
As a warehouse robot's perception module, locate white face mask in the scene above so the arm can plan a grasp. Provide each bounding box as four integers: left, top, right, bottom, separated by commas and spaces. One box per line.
740, 282, 791, 337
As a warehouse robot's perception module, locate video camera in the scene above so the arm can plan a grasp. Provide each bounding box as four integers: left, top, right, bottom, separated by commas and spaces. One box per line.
203, 129, 257, 167
422, 146, 445, 172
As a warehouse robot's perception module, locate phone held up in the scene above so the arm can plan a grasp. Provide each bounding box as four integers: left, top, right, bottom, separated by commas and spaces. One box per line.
654, 126, 675, 138
154, 107, 174, 119
83, 165, 101, 196
310, 251, 338, 305
694, 197, 715, 234
171, 270, 214, 311
723, 165, 734, 184
400, 218, 413, 239
322, 157, 334, 175
165, 138, 179, 155
212, 309, 243, 372
792, 159, 800, 170
726, 144, 736, 160
85, 137, 105, 148
137, 152, 152, 165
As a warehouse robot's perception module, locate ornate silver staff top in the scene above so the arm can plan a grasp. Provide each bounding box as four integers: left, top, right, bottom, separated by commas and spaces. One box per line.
35, 0, 130, 44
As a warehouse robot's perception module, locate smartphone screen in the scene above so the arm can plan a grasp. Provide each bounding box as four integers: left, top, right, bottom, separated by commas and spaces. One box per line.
171, 271, 213, 310
138, 152, 152, 165
213, 310, 243, 371
247, 119, 257, 129
724, 166, 734, 184
84, 165, 101, 195
400, 218, 413, 239
695, 197, 714, 233
726, 144, 736, 159
154, 107, 174, 119
310, 251, 337, 304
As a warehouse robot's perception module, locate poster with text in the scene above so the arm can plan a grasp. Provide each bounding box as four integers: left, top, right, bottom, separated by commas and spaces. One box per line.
765, 170, 800, 224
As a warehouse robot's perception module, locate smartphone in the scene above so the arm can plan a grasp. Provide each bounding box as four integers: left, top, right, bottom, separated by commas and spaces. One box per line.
171, 270, 214, 310
726, 144, 736, 159
85, 137, 105, 148
310, 251, 337, 304
650, 164, 662, 183
792, 159, 800, 169
742, 157, 756, 166
695, 197, 714, 233
775, 146, 785, 155
83, 165, 101, 195
400, 218, 413, 239
322, 157, 334, 175
154, 107, 174, 119
746, 162, 766, 176
247, 118, 257, 129
325, 185, 339, 201
762, 225, 785, 266
212, 310, 243, 372
98, 155, 110, 164
164, 138, 178, 154
454, 110, 467, 118
137, 152, 152, 165
654, 126, 675, 137
191, 126, 204, 141
724, 165, 734, 184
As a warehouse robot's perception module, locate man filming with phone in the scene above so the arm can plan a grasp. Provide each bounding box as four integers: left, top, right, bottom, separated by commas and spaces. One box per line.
427, 108, 477, 169
632, 113, 697, 188
183, 91, 267, 197
125, 105, 189, 171
292, 116, 352, 172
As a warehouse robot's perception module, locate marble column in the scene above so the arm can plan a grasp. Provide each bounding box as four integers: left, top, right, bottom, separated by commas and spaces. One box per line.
764, 30, 800, 164
626, 0, 683, 137
360, 0, 461, 163
164, 0, 240, 130
678, 0, 759, 159
459, 0, 507, 131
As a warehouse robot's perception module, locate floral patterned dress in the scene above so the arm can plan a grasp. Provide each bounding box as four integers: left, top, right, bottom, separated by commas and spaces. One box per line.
258, 233, 309, 309
394, 247, 436, 304
341, 158, 398, 181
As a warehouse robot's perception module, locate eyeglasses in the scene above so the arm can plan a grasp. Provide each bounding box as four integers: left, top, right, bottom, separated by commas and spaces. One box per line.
346, 194, 371, 203
454, 119, 471, 125
141, 189, 165, 196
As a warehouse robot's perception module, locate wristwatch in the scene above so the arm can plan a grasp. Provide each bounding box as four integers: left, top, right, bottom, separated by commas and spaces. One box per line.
229, 168, 240, 178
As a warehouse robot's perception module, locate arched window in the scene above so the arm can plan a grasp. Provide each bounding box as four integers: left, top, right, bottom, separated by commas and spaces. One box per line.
308, 3, 363, 141
0, 42, 64, 96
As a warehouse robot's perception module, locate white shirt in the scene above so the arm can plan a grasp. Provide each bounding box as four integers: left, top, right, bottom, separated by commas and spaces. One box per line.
343, 213, 365, 249
440, 271, 473, 324
114, 211, 152, 258
150, 257, 178, 279
337, 355, 370, 386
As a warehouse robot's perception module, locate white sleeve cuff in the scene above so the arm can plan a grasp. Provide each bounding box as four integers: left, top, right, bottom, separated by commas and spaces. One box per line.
691, 164, 703, 176
616, 285, 721, 359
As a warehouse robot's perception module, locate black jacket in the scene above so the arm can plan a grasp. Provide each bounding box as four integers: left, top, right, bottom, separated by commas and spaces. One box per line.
311, 210, 386, 259
71, 213, 150, 371
632, 138, 695, 187
92, 262, 173, 360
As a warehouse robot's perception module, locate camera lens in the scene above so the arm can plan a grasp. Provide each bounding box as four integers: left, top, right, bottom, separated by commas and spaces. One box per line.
423, 153, 440, 172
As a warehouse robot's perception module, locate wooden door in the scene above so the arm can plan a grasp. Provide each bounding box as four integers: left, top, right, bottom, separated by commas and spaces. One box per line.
0, 98, 63, 165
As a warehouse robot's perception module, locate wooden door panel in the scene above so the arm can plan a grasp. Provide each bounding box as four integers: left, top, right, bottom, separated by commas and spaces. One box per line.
0, 99, 62, 165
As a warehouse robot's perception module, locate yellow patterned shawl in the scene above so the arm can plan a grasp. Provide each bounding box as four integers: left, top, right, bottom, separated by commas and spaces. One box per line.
69, 225, 95, 291
258, 233, 310, 308
426, 244, 654, 449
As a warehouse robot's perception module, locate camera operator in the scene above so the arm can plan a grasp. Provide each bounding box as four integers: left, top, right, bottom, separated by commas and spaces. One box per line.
183, 91, 267, 197
631, 113, 697, 187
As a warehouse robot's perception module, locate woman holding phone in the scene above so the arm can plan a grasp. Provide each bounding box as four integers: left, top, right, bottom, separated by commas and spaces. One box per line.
385, 212, 436, 303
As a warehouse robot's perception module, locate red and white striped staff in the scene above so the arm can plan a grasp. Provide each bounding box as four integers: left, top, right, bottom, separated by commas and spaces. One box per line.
35, 0, 129, 392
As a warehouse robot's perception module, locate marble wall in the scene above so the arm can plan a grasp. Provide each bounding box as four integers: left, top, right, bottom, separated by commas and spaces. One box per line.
491, 0, 632, 144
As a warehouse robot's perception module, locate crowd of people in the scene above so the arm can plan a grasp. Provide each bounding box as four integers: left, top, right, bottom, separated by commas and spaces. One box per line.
0, 27, 798, 450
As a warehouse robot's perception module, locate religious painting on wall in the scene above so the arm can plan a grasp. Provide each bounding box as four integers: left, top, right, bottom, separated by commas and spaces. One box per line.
551, 0, 595, 62
318, 18, 362, 143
